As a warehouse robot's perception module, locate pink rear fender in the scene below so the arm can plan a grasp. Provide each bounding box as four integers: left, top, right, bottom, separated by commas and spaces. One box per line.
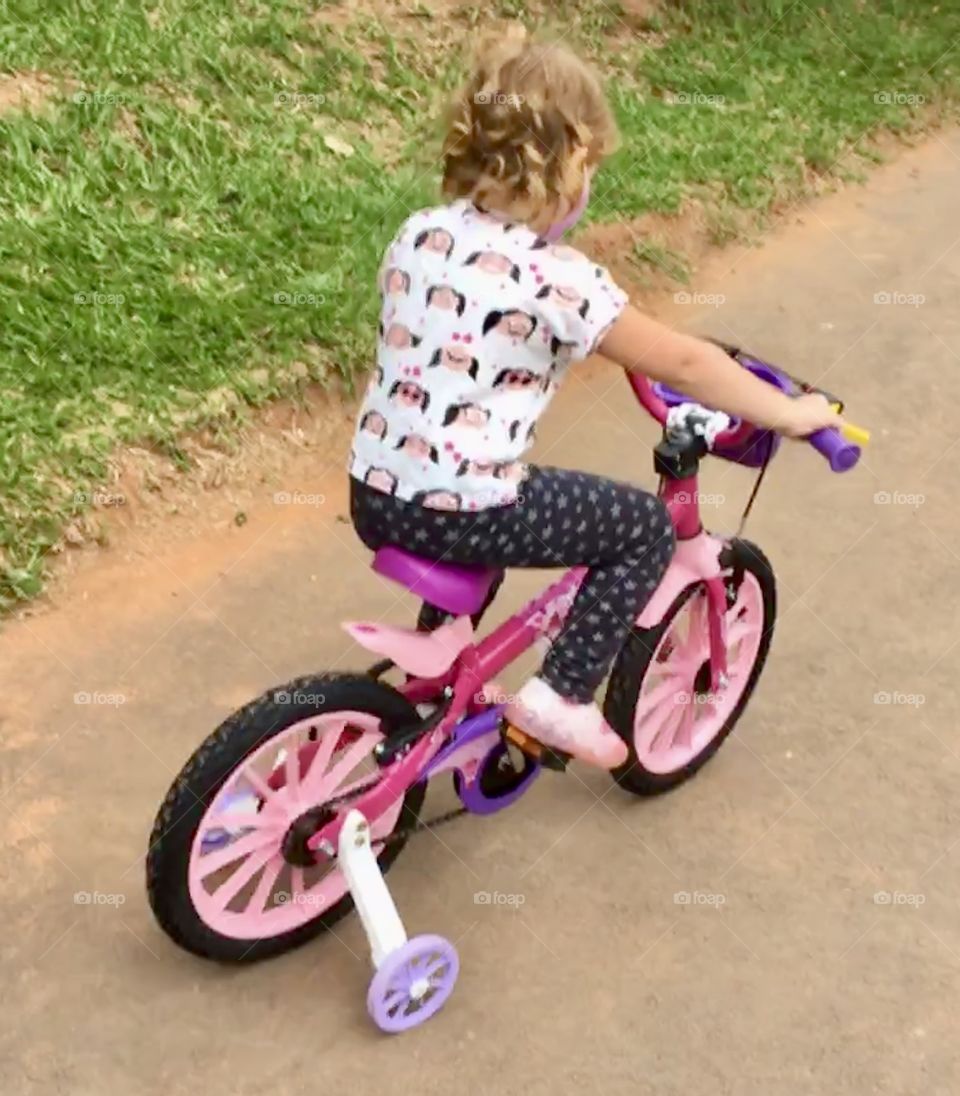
343, 615, 474, 678
635, 532, 726, 628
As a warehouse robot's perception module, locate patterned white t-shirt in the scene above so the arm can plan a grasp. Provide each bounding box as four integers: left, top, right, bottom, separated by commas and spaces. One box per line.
348, 198, 627, 511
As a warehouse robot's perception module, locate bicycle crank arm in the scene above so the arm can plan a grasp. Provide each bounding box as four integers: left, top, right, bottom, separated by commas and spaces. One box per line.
502, 723, 570, 772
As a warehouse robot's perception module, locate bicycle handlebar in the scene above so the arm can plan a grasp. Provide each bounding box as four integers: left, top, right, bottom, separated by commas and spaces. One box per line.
627, 371, 753, 450
808, 426, 861, 472
627, 368, 863, 472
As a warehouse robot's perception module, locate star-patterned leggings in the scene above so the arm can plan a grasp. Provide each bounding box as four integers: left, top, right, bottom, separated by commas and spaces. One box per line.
350, 468, 675, 703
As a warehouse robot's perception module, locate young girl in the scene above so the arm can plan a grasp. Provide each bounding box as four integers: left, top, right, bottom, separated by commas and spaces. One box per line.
348, 24, 839, 769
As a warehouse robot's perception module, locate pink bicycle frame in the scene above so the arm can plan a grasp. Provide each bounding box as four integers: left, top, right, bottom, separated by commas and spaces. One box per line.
305, 374, 733, 855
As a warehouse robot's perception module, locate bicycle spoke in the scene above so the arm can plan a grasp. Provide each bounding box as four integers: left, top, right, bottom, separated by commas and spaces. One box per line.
196, 829, 277, 877
246, 855, 284, 914
641, 677, 688, 712
299, 721, 341, 790
313, 731, 380, 799
213, 845, 278, 908
641, 695, 682, 755
238, 765, 275, 803
284, 743, 301, 799
672, 702, 696, 751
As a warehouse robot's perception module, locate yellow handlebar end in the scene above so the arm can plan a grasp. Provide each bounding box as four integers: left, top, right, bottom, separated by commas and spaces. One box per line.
841, 423, 871, 446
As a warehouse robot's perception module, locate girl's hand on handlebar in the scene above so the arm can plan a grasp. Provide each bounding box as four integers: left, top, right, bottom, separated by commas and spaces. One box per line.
779, 393, 843, 438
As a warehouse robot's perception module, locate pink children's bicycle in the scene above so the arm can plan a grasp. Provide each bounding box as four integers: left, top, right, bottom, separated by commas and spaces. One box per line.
147, 343, 866, 1033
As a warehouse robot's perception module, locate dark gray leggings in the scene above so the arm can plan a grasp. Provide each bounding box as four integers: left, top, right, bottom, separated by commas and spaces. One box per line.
350, 467, 675, 702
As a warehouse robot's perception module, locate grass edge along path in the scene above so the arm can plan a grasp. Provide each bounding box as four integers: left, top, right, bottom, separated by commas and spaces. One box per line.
2, 0, 959, 608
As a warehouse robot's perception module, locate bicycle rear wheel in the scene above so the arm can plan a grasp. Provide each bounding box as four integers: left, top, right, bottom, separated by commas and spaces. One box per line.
146, 674, 426, 962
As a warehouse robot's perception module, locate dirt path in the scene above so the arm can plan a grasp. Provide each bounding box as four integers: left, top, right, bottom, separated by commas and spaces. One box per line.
3, 132, 960, 1095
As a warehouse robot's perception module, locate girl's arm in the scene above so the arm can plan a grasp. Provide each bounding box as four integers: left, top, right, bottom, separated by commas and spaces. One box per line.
598, 305, 841, 438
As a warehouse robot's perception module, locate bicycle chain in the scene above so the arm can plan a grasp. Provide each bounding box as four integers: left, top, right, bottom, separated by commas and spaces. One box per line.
381, 805, 469, 846
315, 775, 468, 852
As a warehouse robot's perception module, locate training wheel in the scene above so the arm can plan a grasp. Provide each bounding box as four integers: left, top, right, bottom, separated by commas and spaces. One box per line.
367, 933, 459, 1033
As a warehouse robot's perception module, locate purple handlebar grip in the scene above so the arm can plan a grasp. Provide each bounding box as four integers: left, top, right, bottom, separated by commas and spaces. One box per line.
808, 428, 860, 472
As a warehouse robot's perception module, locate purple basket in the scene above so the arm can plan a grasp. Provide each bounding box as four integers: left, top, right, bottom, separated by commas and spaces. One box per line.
652, 353, 794, 469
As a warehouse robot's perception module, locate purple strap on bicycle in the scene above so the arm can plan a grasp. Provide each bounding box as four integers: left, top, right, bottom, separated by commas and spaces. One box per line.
655, 352, 860, 472
653, 354, 792, 468
372, 546, 501, 616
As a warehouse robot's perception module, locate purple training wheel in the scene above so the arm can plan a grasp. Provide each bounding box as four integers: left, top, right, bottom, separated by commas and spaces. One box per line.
367, 934, 459, 1033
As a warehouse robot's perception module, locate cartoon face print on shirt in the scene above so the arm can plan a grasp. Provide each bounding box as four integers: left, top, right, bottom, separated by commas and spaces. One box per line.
463, 251, 521, 282
413, 227, 455, 259
395, 434, 439, 463
366, 365, 384, 398
550, 337, 578, 367
549, 245, 582, 262
414, 489, 462, 511
360, 410, 387, 439
539, 364, 559, 395
467, 208, 517, 232
349, 200, 628, 506
508, 419, 537, 444
493, 367, 543, 392
389, 380, 430, 413
535, 284, 589, 318
426, 285, 466, 316
494, 460, 526, 483
456, 457, 498, 477
429, 345, 479, 379
365, 467, 397, 495
442, 402, 491, 428
482, 310, 537, 342
383, 267, 411, 296
527, 239, 581, 262
381, 321, 422, 349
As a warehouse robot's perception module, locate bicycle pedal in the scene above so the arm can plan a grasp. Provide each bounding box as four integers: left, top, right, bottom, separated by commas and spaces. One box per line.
503, 723, 570, 772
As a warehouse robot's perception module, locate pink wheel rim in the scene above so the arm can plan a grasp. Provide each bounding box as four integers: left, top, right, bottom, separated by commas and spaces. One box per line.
187, 711, 405, 939
632, 575, 764, 774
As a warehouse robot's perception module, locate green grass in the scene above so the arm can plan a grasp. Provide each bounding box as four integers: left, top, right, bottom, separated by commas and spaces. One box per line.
1, 0, 959, 606
631, 239, 691, 284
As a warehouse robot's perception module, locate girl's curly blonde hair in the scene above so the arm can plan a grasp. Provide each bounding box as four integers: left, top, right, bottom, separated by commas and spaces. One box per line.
441, 23, 619, 231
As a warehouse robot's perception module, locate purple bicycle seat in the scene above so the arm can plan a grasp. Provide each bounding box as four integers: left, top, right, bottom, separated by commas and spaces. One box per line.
372, 546, 501, 617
